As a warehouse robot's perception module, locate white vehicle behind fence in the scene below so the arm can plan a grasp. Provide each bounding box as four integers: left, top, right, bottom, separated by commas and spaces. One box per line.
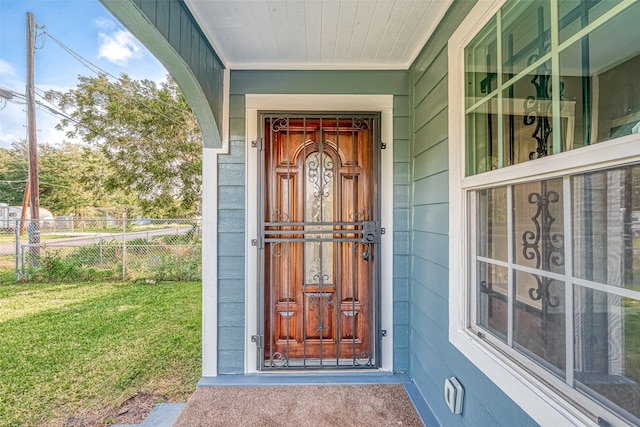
0, 203, 55, 231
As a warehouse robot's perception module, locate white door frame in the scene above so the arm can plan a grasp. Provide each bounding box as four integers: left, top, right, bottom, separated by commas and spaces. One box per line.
245, 94, 395, 373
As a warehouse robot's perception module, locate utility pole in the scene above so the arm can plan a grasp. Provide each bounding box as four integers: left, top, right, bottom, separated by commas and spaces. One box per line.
26, 12, 39, 221
26, 12, 40, 258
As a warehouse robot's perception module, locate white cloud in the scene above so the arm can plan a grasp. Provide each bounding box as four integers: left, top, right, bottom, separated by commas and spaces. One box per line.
0, 102, 26, 147
94, 17, 116, 31
97, 29, 141, 65
0, 59, 16, 77
0, 104, 70, 148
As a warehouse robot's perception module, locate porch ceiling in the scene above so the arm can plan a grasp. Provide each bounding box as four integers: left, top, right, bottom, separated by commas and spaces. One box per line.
183, 0, 452, 70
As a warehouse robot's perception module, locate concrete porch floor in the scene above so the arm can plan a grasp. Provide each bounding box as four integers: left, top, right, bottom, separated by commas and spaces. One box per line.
116, 374, 438, 427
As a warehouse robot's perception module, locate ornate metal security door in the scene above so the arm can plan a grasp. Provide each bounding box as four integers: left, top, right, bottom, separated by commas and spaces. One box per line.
255, 114, 381, 369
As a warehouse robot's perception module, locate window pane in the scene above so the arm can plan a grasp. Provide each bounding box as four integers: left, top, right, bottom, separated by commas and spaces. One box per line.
477, 261, 508, 341
465, 17, 498, 109
502, 60, 562, 165
572, 164, 640, 291
502, 0, 551, 81
559, 3, 640, 149
514, 270, 566, 376
477, 187, 508, 261
575, 287, 640, 422
466, 97, 499, 175
559, 0, 624, 44
513, 179, 565, 274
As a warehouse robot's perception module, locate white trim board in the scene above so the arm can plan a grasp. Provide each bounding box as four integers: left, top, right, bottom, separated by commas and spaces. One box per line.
244, 94, 395, 374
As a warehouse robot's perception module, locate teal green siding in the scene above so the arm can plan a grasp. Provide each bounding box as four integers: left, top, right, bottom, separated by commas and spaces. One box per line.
131, 0, 224, 134
215, 94, 247, 373
220, 70, 411, 374
393, 92, 412, 372
230, 70, 408, 95
409, 1, 536, 425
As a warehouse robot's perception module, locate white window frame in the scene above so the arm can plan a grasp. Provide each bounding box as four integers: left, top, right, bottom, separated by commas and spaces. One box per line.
448, 1, 640, 426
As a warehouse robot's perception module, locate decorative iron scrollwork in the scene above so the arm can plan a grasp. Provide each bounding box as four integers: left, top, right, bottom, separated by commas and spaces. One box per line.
522, 7, 564, 160
271, 242, 289, 258
522, 61, 565, 160
271, 209, 290, 223
355, 352, 373, 366
307, 150, 334, 199
352, 118, 370, 130
522, 182, 564, 308
308, 290, 334, 333
312, 273, 330, 286
270, 352, 289, 367
270, 117, 288, 132
350, 208, 369, 222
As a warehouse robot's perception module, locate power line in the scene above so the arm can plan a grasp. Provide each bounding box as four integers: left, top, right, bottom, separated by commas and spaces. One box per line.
43, 31, 192, 117
0, 87, 27, 105
33, 93, 113, 141
2, 84, 144, 145
3, 24, 197, 151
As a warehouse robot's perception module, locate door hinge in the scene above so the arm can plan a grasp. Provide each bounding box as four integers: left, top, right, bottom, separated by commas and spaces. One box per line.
251, 137, 264, 150
381, 227, 386, 235
251, 236, 263, 249
381, 329, 388, 338
381, 142, 387, 150
251, 335, 264, 349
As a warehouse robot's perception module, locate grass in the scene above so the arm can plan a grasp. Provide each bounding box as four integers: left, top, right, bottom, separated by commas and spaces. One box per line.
0, 255, 15, 271
625, 298, 640, 382
0, 280, 201, 427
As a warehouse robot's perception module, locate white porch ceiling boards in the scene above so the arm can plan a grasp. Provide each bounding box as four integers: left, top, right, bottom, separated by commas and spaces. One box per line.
183, 0, 453, 70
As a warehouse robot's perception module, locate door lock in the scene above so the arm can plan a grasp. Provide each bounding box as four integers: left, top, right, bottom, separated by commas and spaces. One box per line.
362, 221, 381, 244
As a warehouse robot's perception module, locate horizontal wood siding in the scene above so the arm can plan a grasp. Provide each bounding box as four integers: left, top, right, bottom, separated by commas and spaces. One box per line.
409, 1, 536, 425
216, 94, 246, 373
393, 92, 411, 372
231, 70, 408, 95
130, 0, 225, 137
227, 70, 411, 373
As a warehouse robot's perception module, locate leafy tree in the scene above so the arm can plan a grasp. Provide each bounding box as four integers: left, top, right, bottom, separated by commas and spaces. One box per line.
0, 144, 24, 206
46, 74, 202, 217
0, 140, 138, 216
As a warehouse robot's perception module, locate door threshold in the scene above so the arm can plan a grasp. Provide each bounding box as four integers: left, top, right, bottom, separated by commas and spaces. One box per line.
198, 372, 408, 387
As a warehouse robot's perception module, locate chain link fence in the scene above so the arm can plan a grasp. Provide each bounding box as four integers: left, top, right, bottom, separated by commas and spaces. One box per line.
0, 218, 201, 282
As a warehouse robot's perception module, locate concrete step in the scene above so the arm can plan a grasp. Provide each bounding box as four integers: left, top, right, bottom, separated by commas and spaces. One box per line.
112, 403, 186, 427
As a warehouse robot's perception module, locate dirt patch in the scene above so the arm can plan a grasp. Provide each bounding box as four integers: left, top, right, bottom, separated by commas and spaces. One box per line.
174, 384, 423, 427
63, 392, 168, 427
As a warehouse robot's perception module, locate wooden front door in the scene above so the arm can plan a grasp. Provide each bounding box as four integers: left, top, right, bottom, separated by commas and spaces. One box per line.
258, 114, 380, 369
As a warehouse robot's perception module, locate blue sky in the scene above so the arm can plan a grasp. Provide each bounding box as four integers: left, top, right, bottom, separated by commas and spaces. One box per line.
0, 0, 167, 148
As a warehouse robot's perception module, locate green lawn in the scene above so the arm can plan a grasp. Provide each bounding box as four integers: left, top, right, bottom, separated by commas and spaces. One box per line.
625, 298, 640, 382
0, 281, 201, 427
